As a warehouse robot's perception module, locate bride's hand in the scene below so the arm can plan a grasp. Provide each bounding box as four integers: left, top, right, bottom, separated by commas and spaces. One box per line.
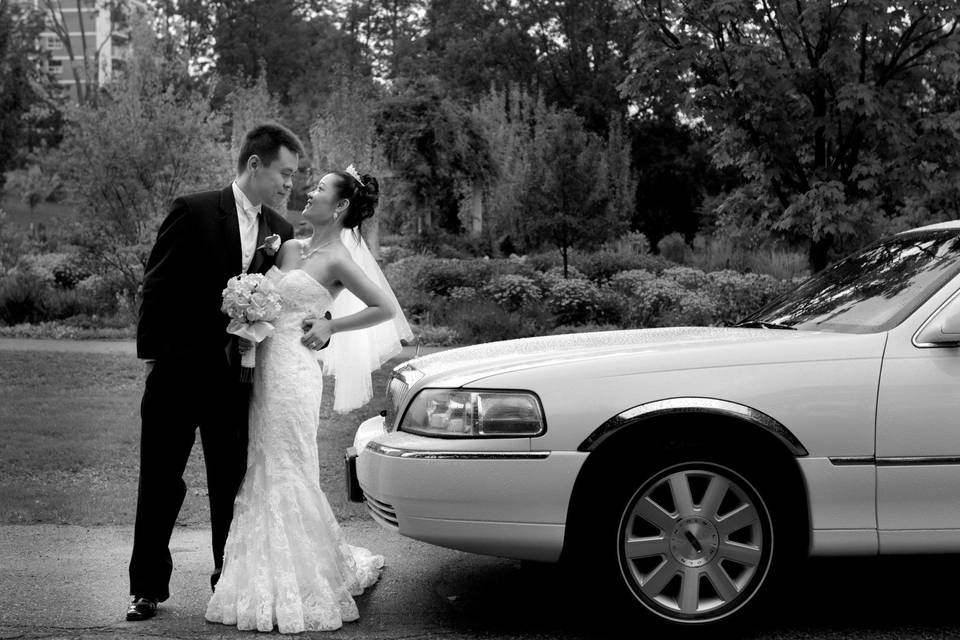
301, 316, 333, 350
238, 338, 254, 354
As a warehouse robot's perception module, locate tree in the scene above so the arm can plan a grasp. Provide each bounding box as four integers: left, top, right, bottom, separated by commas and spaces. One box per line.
56, 18, 231, 302
623, 0, 960, 271
395, 0, 540, 99
310, 80, 390, 250
520, 109, 626, 276
336, 0, 426, 80
519, 0, 639, 133
0, 0, 55, 190
373, 79, 498, 236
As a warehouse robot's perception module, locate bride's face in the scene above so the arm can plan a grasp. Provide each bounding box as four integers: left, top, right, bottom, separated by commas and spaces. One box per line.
302, 173, 347, 226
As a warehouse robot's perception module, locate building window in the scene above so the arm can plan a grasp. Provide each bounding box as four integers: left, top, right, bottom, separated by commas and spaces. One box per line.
48, 60, 63, 73
47, 37, 62, 50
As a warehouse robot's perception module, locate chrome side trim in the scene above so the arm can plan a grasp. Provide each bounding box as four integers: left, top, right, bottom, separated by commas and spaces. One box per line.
912, 287, 960, 348
577, 397, 807, 455
365, 442, 550, 460
829, 456, 875, 466
878, 456, 960, 466
830, 456, 960, 466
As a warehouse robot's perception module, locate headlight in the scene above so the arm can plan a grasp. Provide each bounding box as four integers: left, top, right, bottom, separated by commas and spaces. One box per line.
399, 389, 546, 438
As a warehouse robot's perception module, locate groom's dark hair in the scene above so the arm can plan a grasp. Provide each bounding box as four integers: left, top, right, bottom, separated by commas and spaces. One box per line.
237, 123, 305, 173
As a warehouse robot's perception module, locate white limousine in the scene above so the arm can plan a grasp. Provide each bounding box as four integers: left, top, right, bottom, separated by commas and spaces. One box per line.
346, 221, 960, 628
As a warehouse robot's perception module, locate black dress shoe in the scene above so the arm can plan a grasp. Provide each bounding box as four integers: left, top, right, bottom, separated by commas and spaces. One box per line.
125, 596, 158, 621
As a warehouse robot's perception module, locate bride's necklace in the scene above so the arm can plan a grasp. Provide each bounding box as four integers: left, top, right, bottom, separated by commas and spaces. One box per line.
300, 238, 335, 261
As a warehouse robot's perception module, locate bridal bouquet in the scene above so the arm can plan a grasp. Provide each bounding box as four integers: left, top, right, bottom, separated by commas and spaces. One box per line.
221, 273, 283, 382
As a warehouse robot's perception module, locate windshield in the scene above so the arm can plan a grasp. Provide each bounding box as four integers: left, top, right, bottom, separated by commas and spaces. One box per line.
740, 229, 960, 333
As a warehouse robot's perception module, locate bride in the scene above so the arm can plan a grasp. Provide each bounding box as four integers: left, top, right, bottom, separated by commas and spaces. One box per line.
205, 166, 412, 633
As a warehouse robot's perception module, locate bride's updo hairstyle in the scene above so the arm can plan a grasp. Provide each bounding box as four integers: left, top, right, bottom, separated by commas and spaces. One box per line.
331, 170, 379, 234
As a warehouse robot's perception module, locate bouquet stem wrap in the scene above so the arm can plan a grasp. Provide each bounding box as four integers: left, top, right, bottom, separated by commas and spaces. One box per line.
228, 319, 276, 383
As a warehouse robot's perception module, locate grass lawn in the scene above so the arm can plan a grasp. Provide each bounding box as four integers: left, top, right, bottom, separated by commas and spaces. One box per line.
0, 350, 398, 526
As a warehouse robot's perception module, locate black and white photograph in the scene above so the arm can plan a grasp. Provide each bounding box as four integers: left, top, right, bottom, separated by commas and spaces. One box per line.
3, 0, 960, 638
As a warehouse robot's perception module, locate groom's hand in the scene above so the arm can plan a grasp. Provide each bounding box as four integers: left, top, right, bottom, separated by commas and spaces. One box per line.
301, 312, 333, 350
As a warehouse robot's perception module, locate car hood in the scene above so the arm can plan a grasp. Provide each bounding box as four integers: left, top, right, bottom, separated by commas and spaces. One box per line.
403, 326, 886, 387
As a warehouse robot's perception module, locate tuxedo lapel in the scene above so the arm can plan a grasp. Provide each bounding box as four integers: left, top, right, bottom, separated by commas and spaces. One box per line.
218, 186, 241, 280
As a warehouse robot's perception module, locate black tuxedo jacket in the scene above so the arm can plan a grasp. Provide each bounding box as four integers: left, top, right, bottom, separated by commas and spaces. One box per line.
137, 185, 295, 363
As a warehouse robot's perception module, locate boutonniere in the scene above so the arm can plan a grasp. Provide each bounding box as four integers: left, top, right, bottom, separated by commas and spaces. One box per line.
257, 234, 281, 256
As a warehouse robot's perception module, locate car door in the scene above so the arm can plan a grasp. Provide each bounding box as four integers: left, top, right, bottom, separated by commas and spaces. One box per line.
876, 283, 960, 552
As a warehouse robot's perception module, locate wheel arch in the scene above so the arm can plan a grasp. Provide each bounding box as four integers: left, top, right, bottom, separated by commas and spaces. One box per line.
562, 397, 811, 561
577, 397, 808, 455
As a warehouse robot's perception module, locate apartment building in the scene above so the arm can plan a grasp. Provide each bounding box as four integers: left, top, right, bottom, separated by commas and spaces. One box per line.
20, 0, 147, 102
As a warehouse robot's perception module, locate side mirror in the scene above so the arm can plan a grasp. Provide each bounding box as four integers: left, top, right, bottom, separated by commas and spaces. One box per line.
917, 297, 960, 345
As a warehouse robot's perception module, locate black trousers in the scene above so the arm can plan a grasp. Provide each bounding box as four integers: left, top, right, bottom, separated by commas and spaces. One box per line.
128, 356, 249, 601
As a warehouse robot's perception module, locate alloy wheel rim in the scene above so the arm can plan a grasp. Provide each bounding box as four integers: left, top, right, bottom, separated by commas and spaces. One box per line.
617, 464, 770, 622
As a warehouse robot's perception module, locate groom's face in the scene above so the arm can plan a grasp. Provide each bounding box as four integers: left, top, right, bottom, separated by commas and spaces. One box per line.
250, 146, 299, 208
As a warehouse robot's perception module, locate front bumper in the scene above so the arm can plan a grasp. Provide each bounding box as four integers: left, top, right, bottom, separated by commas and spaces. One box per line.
346, 415, 588, 562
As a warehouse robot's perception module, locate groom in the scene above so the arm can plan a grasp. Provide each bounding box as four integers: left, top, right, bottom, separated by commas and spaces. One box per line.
126, 123, 302, 621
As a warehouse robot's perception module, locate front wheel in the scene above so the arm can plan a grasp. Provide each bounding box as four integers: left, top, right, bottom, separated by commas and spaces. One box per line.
576, 451, 800, 630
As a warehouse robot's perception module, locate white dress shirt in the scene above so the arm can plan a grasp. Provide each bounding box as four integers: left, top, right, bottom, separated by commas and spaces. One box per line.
232, 181, 261, 273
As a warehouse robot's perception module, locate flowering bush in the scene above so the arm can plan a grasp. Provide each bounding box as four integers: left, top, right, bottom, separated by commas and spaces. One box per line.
538, 265, 588, 289
546, 278, 602, 325
609, 269, 657, 296
483, 274, 542, 311
618, 277, 691, 328
449, 286, 479, 302
705, 270, 791, 325
662, 266, 711, 291
574, 249, 669, 283
412, 324, 462, 346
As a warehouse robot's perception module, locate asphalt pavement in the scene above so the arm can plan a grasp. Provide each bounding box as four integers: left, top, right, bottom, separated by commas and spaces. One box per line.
5, 521, 960, 639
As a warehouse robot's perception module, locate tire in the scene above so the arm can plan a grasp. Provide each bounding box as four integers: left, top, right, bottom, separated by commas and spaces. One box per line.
572, 446, 801, 632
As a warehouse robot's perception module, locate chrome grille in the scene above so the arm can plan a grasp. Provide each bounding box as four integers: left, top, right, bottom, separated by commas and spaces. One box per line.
364, 492, 399, 530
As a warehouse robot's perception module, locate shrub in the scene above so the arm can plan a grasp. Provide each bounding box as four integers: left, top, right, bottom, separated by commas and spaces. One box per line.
657, 232, 691, 264
659, 291, 717, 327
0, 273, 49, 325
538, 265, 588, 289
690, 234, 809, 280
603, 231, 651, 255
594, 287, 628, 325
547, 323, 622, 335
449, 286, 479, 302
441, 298, 541, 343
546, 278, 602, 325
16, 252, 73, 285
377, 244, 416, 265
573, 250, 662, 284
662, 266, 710, 290
384, 255, 439, 317
412, 324, 462, 346
483, 274, 542, 311
617, 276, 691, 328
705, 270, 791, 325
525, 251, 562, 272
609, 269, 657, 296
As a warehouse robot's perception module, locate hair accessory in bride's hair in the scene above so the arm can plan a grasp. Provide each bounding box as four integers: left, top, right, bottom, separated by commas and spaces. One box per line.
344, 164, 365, 187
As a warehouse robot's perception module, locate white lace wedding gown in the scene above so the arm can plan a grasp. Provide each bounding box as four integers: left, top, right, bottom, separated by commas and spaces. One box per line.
205, 267, 384, 634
